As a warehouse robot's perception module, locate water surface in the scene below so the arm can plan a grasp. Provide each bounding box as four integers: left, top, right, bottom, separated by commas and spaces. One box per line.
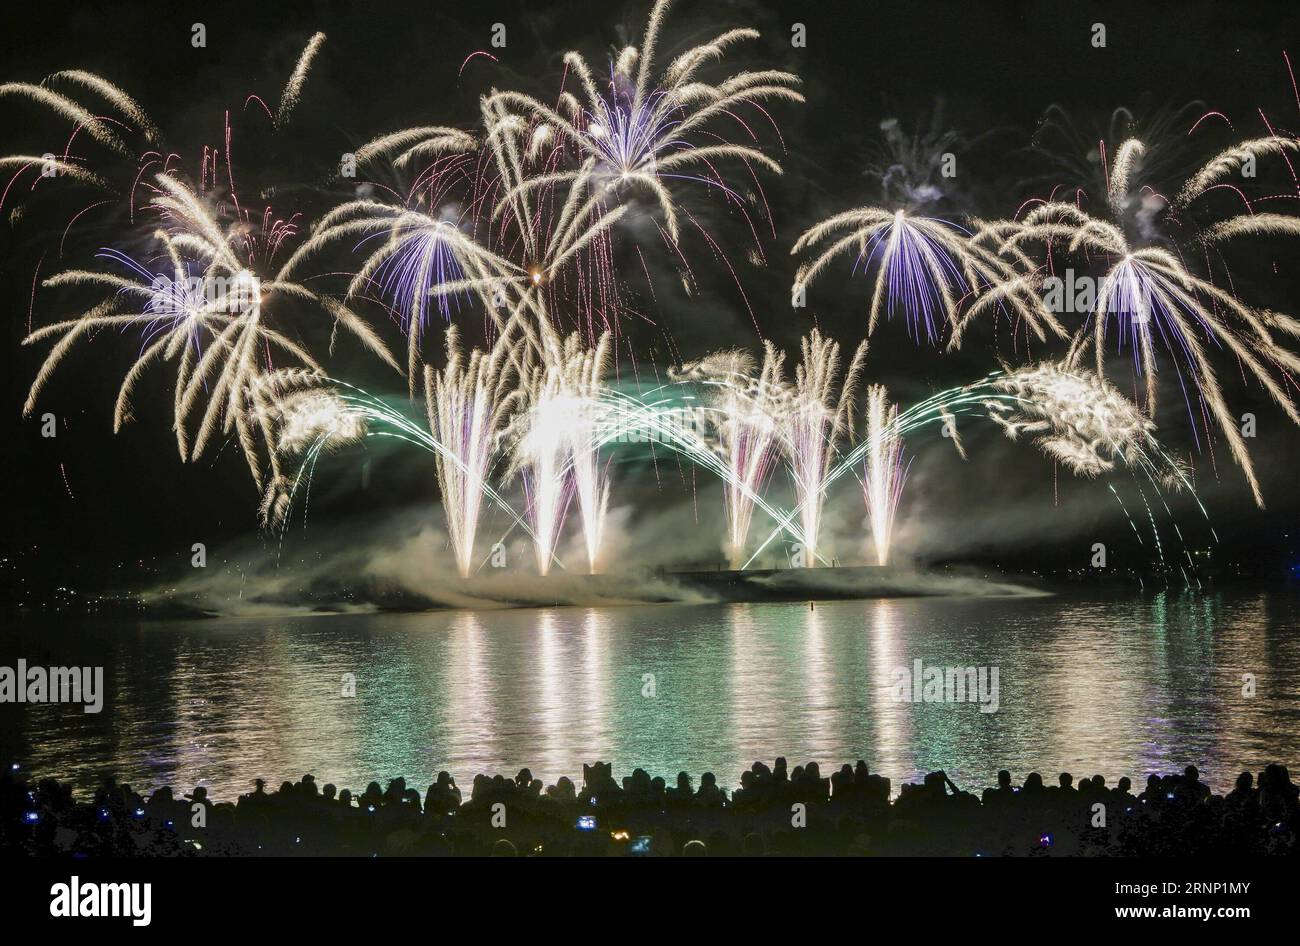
3, 589, 1296, 800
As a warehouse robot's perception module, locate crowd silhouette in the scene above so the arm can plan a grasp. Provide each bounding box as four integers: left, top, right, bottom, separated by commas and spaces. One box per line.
3, 758, 1296, 856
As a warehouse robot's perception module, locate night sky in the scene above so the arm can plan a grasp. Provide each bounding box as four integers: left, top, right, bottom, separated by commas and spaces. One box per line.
3, 0, 1299, 596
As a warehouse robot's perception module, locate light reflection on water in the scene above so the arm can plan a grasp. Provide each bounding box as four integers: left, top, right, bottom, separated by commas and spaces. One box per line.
2, 589, 1296, 801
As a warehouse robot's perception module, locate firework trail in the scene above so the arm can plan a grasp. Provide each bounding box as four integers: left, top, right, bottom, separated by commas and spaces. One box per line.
673, 343, 788, 566
567, 333, 613, 574
743, 364, 1205, 571
0, 71, 152, 160
421, 326, 522, 578
504, 332, 606, 575
330, 95, 625, 364
780, 330, 868, 563
1, 32, 325, 229
862, 384, 908, 566
276, 32, 327, 129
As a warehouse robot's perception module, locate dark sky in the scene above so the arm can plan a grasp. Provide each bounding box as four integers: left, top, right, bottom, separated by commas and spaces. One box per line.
3, 0, 1299, 592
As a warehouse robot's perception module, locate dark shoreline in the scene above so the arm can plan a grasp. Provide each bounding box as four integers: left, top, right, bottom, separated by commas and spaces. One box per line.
12, 567, 1287, 621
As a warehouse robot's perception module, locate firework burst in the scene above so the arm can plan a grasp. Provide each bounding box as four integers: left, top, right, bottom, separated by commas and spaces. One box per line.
484, 0, 799, 244
992, 135, 1300, 505
984, 362, 1160, 477
24, 174, 397, 490
283, 192, 523, 386
793, 207, 1062, 346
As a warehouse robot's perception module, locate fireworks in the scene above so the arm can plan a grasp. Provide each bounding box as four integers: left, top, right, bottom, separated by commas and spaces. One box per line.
479, 94, 630, 346
21, 172, 399, 491
484, 0, 799, 243
424, 326, 522, 578
985, 362, 1157, 477
0, 73, 144, 156
12, 34, 407, 493
567, 333, 613, 574
503, 332, 615, 575
781, 330, 868, 563
10, 6, 1294, 585
793, 208, 1061, 346
23, 238, 213, 444
674, 345, 788, 567
156, 176, 397, 482
992, 134, 1300, 505
287, 196, 522, 384
862, 385, 907, 566
508, 342, 574, 577
276, 33, 327, 129
271, 385, 365, 456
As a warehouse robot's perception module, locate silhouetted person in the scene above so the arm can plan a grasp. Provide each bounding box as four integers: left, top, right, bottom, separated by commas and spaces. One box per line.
983, 770, 1015, 807
1182, 765, 1211, 802
696, 772, 725, 808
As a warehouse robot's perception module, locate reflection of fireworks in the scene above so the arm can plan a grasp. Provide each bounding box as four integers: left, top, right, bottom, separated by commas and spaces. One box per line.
862, 385, 907, 566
